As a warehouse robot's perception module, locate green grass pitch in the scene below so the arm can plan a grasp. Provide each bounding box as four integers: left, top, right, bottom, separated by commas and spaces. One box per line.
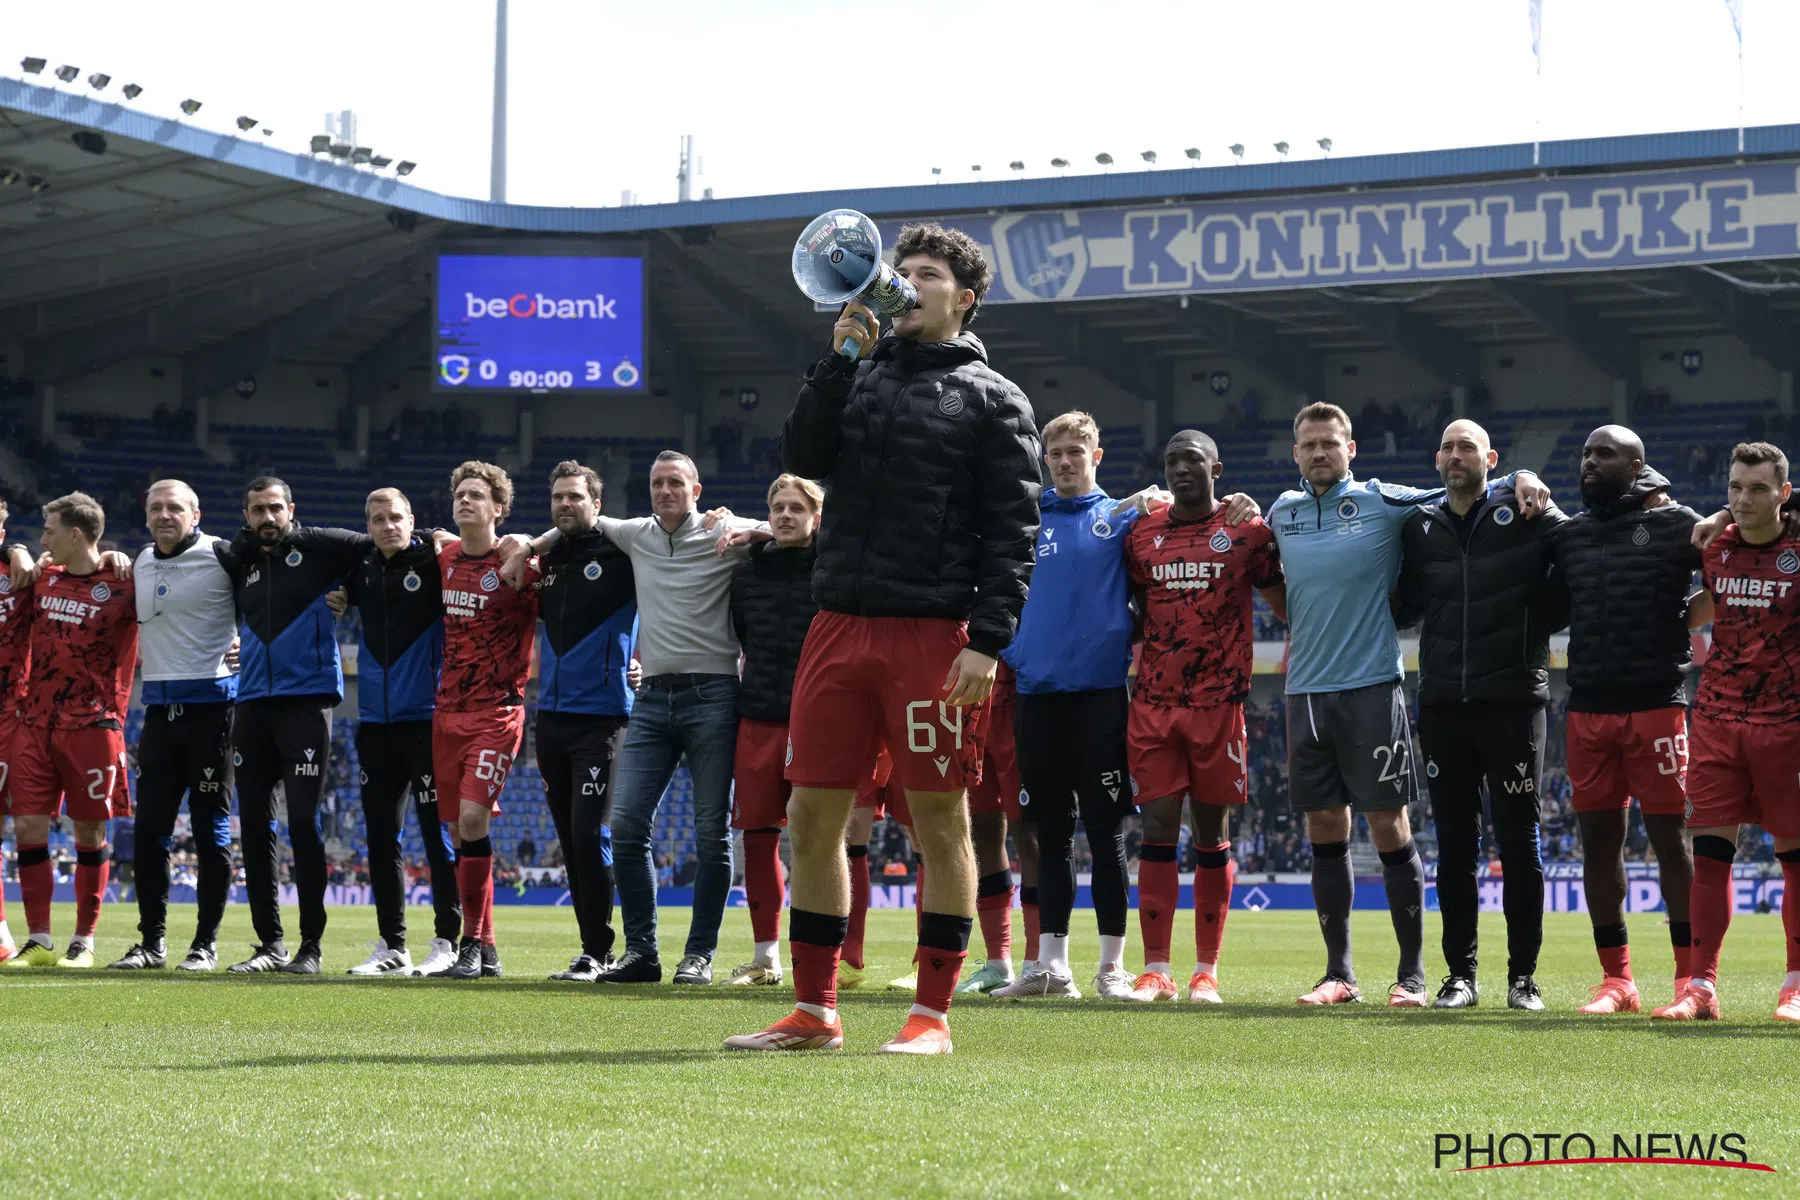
1, 904, 1794, 1198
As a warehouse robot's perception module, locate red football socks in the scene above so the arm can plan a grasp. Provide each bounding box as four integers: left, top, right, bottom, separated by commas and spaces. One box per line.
742, 829, 786, 945
1690, 854, 1734, 987
1782, 855, 1800, 972
844, 845, 870, 970
789, 909, 848, 1009
975, 870, 1013, 963
1138, 843, 1179, 966
914, 912, 973, 1016
458, 837, 494, 943
17, 844, 52, 936
1596, 942, 1631, 981
1194, 843, 1235, 967
73, 845, 110, 939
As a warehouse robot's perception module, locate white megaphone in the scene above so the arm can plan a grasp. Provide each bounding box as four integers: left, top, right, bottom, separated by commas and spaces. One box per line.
791, 209, 919, 359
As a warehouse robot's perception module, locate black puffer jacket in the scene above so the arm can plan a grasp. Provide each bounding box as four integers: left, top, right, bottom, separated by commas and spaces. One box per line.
1397, 483, 1568, 707
1550, 466, 1702, 712
730, 540, 817, 723
781, 331, 1041, 659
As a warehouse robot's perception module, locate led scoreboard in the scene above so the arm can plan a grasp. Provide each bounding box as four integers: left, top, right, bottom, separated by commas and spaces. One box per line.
433, 245, 646, 392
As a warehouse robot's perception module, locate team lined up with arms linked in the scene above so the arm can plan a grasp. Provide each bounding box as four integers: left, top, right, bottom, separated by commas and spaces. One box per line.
0, 220, 1795, 1048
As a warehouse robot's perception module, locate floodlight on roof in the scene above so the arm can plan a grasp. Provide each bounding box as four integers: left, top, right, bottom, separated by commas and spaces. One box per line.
1317, 137, 1333, 153
930, 166, 941, 177
180, 99, 201, 115
236, 116, 257, 131
970, 164, 981, 173
1095, 152, 1113, 165
1050, 157, 1069, 168
1229, 143, 1245, 160
352, 146, 373, 164
21, 57, 46, 74
395, 161, 416, 176
1009, 160, 1024, 171
86, 73, 110, 90
329, 142, 351, 158
310, 134, 331, 153
53, 65, 78, 83
1274, 141, 1290, 157
370, 154, 393, 168
1141, 150, 1157, 164
121, 83, 142, 100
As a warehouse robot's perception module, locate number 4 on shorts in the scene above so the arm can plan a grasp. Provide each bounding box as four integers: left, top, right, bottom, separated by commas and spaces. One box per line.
905, 701, 964, 777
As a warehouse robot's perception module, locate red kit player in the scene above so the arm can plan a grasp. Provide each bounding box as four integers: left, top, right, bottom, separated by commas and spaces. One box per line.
5, 493, 138, 969
0, 499, 35, 961
1123, 431, 1283, 1004
1656, 443, 1800, 1022
427, 462, 540, 981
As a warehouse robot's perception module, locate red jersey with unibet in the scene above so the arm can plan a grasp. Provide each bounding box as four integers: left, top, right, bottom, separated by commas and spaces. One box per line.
0, 569, 30, 707
23, 564, 138, 729
1126, 509, 1280, 707
437, 543, 539, 712
1696, 525, 1800, 723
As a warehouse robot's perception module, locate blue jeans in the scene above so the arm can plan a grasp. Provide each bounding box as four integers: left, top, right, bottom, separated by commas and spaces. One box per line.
611, 676, 739, 959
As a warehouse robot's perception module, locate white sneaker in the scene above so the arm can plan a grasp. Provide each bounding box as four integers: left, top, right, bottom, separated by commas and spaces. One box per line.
410, 938, 456, 977
347, 939, 413, 976
1093, 968, 1136, 1000
726, 961, 784, 986
991, 966, 1082, 999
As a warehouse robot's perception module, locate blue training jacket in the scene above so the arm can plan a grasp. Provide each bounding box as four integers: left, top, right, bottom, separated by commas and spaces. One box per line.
1003, 489, 1139, 694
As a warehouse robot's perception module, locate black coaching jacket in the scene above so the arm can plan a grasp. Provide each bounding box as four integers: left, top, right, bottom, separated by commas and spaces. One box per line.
1396, 482, 1568, 707
781, 331, 1041, 659
1548, 466, 1702, 713
730, 539, 818, 724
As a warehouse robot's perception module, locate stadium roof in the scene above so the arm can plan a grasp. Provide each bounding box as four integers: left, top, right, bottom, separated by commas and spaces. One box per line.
5, 74, 1800, 399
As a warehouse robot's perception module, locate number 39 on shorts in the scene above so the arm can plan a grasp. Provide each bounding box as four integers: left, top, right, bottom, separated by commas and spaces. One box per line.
906, 701, 964, 755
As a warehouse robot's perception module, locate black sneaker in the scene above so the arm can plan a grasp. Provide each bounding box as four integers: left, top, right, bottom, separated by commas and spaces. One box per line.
480, 944, 503, 978
1432, 975, 1479, 1009
176, 943, 218, 972
107, 942, 167, 970
227, 943, 290, 974
1508, 975, 1545, 1011
672, 954, 713, 986
447, 938, 484, 980
551, 954, 611, 982
279, 940, 322, 975
595, 950, 662, 984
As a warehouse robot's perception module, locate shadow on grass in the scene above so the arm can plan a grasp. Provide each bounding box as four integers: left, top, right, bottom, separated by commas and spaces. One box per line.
156, 1048, 722, 1071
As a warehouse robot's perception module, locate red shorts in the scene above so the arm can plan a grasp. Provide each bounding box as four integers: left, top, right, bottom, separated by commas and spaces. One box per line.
432, 706, 526, 816
0, 716, 18, 813
785, 612, 987, 793
967, 693, 1021, 820
1566, 708, 1689, 815
8, 723, 130, 822
1686, 713, 1800, 838
732, 718, 792, 830
855, 773, 912, 826
1128, 700, 1247, 808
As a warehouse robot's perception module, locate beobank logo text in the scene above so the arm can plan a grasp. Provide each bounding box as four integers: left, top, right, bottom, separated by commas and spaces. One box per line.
465, 292, 620, 320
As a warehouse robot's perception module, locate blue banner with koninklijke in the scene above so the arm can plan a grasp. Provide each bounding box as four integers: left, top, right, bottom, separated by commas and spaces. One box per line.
6, 865, 1785, 914
875, 160, 1800, 302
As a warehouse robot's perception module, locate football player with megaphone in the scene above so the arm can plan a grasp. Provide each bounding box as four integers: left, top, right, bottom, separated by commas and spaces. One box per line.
724, 222, 1042, 1055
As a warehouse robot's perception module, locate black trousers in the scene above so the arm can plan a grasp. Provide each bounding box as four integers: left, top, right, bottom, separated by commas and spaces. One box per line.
537, 710, 629, 961
1418, 700, 1547, 979
134, 702, 234, 948
1014, 687, 1132, 939
356, 720, 460, 949
233, 696, 334, 948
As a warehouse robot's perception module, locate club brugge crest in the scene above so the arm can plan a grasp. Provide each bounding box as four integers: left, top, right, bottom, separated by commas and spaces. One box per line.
1018, 788, 1030, 809
938, 389, 965, 417
1426, 759, 1439, 779
584, 561, 603, 580
1336, 498, 1359, 521
403, 569, 422, 592
1130, 776, 1140, 797
90, 582, 110, 602
1779, 549, 1799, 576
0, 576, 12, 595
989, 210, 1089, 301
1632, 524, 1651, 546
156, 581, 169, 598
233, 751, 243, 767
1209, 530, 1232, 553
1091, 518, 1112, 539
285, 549, 303, 566
1492, 505, 1514, 526
480, 569, 500, 592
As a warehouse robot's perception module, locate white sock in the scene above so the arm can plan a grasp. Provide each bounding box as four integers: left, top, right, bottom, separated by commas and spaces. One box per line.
753, 940, 779, 966
1689, 977, 1716, 994
1785, 971, 1800, 989
69, 935, 89, 951
1021, 959, 1039, 975
795, 1001, 837, 1023
1146, 960, 1172, 977
1037, 933, 1070, 973
908, 1003, 947, 1021
1196, 960, 1217, 978
985, 957, 1011, 973
1097, 934, 1126, 972
0, 919, 12, 947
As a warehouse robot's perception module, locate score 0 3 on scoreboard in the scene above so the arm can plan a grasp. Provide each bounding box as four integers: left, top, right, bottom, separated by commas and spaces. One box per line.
433, 248, 646, 392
